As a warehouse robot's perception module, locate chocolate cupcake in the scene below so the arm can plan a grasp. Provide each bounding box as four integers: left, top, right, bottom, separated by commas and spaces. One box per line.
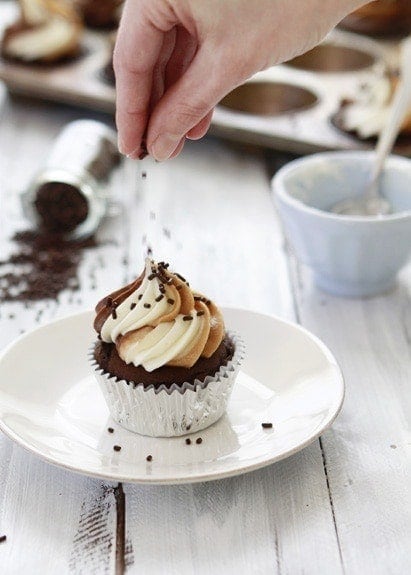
90, 258, 244, 437
1, 0, 82, 64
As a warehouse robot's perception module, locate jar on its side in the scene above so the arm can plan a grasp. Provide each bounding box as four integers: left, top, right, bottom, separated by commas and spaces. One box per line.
22, 120, 121, 240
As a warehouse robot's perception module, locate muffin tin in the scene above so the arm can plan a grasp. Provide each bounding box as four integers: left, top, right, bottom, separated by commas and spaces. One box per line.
213, 31, 409, 155
0, 0, 408, 155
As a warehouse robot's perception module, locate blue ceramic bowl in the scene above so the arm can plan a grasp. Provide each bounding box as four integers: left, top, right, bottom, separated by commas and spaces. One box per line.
272, 151, 411, 297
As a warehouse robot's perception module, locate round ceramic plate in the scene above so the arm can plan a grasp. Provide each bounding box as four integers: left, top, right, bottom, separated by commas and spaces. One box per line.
0, 308, 344, 484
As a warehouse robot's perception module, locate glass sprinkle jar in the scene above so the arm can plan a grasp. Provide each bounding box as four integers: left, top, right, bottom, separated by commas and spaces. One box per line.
22, 120, 122, 240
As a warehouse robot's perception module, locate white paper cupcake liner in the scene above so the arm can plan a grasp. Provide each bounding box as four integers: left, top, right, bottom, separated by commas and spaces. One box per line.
89, 332, 244, 437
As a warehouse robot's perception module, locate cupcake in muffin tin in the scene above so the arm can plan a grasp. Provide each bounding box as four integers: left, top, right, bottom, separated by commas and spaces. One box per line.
90, 258, 244, 437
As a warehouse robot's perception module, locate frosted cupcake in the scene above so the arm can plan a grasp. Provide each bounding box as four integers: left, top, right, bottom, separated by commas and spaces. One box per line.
2, 0, 82, 63
90, 258, 243, 437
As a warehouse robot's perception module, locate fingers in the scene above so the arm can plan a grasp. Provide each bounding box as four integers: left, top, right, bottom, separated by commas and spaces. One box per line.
114, 1, 167, 157
169, 137, 186, 159
186, 110, 214, 140
150, 28, 177, 113
164, 25, 197, 89
147, 44, 229, 161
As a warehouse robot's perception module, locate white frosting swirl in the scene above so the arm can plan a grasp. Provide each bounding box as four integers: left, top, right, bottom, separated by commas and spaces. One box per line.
341, 76, 411, 139
99, 259, 223, 372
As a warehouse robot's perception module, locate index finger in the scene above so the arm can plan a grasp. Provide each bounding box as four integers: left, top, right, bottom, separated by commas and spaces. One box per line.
114, 2, 165, 157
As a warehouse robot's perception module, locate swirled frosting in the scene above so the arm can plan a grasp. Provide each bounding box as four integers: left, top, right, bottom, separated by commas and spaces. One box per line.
341, 75, 411, 139
2, 0, 82, 63
94, 259, 225, 372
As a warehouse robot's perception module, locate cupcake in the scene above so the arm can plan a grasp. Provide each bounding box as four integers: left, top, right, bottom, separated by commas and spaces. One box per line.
1, 0, 82, 64
338, 74, 411, 139
73, 0, 123, 29
90, 258, 243, 437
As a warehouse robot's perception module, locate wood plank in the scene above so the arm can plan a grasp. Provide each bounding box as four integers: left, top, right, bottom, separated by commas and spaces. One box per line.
0, 97, 122, 574
125, 444, 346, 575
289, 256, 411, 575
0, 450, 117, 574
123, 138, 344, 575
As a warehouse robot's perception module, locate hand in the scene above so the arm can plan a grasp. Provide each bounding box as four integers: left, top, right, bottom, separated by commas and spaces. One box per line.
114, 0, 366, 161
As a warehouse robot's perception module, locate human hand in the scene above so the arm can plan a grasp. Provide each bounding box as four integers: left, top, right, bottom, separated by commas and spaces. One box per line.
114, 0, 367, 161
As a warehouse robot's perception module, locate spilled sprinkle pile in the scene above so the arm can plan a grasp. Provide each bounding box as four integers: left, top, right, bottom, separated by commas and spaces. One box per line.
0, 230, 97, 303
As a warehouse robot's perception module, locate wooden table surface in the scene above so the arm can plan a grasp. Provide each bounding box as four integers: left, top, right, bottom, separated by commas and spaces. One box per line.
0, 82, 410, 575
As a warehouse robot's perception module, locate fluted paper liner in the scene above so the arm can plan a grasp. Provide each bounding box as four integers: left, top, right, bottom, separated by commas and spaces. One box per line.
89, 332, 244, 437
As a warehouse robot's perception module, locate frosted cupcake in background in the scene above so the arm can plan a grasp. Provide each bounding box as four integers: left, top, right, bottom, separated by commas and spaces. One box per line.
90, 258, 244, 437
340, 74, 411, 139
1, 0, 82, 63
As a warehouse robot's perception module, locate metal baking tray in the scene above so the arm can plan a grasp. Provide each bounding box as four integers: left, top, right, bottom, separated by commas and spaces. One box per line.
0, 2, 408, 155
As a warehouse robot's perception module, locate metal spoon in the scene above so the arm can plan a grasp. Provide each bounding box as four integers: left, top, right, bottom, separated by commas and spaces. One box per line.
332, 37, 411, 217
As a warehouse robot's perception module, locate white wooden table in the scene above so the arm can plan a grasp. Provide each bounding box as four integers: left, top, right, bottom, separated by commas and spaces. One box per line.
0, 83, 410, 575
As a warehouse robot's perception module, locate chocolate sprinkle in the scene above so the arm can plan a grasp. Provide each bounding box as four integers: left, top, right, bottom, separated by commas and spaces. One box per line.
34, 182, 88, 233
138, 294, 143, 300
183, 315, 193, 321
146, 455, 153, 462
142, 171, 147, 179
175, 273, 186, 282
0, 535, 6, 544
112, 309, 117, 319
197, 311, 205, 316
130, 302, 136, 310
196, 438, 202, 444
108, 427, 114, 433
113, 445, 121, 451
0, 230, 97, 303
148, 273, 156, 280
167, 298, 175, 305
143, 303, 151, 308
155, 294, 164, 302
261, 423, 273, 429
185, 438, 191, 445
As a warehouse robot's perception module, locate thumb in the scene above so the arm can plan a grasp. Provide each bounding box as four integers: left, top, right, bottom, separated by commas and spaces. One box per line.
147, 44, 234, 161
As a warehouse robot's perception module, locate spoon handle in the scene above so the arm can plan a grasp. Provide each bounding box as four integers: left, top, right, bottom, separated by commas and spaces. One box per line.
368, 37, 411, 195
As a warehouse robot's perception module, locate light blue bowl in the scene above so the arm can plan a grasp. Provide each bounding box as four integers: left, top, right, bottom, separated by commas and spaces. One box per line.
272, 151, 411, 297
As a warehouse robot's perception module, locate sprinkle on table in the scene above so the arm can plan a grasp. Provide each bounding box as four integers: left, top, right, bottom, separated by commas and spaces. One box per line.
146, 455, 153, 462
196, 437, 202, 445
107, 427, 114, 434
113, 445, 121, 452
261, 423, 273, 429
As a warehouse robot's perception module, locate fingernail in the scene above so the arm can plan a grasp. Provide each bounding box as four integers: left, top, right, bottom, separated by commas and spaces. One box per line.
151, 133, 181, 162
118, 136, 127, 155
126, 146, 146, 160
125, 147, 139, 159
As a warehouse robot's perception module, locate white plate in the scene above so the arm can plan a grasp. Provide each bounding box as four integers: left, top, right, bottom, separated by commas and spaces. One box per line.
0, 308, 344, 484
